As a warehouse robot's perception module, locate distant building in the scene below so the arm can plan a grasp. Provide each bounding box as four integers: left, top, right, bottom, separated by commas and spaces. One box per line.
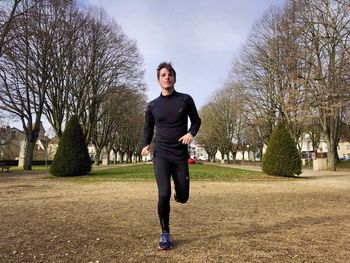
0, 122, 52, 165
0, 126, 25, 160
337, 142, 350, 160
191, 135, 350, 164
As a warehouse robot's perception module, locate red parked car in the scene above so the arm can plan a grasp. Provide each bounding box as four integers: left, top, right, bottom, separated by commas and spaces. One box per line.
188, 157, 196, 164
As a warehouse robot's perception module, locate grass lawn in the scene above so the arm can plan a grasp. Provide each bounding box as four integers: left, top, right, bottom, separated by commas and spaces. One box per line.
0, 165, 50, 175
3, 159, 349, 179
337, 159, 350, 169
44, 163, 272, 182
9, 165, 50, 172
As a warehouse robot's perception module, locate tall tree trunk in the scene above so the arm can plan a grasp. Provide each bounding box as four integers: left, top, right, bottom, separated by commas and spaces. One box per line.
323, 112, 340, 171
95, 148, 101, 166
23, 137, 36, 170
23, 119, 41, 170
106, 148, 111, 165
112, 149, 118, 164
120, 152, 125, 163
326, 141, 336, 171
231, 151, 237, 162
325, 130, 337, 171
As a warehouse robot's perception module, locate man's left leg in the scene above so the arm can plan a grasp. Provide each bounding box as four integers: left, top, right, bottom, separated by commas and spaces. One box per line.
171, 160, 190, 203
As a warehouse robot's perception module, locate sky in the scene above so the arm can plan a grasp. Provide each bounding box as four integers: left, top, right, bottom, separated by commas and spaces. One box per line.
7, 0, 286, 133
84, 0, 286, 108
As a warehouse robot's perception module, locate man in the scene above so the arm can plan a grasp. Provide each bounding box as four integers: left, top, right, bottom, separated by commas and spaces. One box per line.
141, 62, 201, 250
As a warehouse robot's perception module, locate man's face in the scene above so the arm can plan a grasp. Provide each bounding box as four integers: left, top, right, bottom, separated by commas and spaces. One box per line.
158, 68, 176, 90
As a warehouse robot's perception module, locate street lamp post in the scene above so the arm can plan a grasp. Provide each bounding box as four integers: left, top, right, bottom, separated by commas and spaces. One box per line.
246, 145, 250, 162
304, 133, 311, 170
44, 132, 48, 167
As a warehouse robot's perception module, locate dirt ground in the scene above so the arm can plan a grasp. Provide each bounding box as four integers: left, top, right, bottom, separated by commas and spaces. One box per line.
1, 168, 350, 263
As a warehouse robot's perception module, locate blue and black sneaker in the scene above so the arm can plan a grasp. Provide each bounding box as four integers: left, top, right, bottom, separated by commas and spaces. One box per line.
159, 231, 173, 250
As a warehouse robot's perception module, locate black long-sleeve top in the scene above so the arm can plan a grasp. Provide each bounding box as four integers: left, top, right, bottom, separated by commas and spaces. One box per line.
142, 90, 201, 161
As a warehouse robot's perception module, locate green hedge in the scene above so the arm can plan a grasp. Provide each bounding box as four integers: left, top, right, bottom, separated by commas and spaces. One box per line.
262, 123, 301, 176
51, 115, 91, 176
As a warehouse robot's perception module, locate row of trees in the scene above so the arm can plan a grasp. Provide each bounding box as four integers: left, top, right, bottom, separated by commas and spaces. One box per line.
91, 86, 146, 164
0, 0, 146, 169
197, 0, 350, 170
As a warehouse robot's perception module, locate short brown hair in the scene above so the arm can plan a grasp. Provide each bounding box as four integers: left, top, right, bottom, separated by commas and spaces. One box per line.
157, 62, 176, 80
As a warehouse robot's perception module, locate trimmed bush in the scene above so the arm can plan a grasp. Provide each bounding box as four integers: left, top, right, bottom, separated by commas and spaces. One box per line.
262, 123, 301, 176
51, 115, 91, 176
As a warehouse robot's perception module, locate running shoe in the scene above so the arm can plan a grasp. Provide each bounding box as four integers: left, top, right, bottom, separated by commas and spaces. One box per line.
159, 231, 172, 250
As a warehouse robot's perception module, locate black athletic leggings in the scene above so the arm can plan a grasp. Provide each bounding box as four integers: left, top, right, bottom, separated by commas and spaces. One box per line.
153, 157, 190, 233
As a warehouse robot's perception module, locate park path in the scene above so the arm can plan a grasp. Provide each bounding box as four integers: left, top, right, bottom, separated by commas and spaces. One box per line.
206, 162, 350, 189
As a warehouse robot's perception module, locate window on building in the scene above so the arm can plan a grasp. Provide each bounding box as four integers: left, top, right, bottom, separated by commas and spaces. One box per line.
11, 130, 16, 139
347, 144, 350, 151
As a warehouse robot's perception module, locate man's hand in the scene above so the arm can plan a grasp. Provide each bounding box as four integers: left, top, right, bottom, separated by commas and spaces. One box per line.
141, 145, 150, 156
178, 133, 193, 144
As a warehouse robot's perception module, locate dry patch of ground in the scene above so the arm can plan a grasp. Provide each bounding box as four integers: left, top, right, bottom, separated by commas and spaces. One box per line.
0, 171, 350, 262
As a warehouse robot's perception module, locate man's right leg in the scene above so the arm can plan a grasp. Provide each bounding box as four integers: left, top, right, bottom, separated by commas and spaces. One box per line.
153, 157, 172, 233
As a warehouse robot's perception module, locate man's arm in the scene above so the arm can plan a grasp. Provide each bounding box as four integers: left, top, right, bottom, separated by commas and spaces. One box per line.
141, 103, 155, 155
187, 95, 201, 137
179, 95, 201, 144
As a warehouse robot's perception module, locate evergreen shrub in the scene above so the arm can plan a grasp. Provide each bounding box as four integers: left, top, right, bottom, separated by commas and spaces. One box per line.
51, 115, 91, 176
262, 123, 301, 176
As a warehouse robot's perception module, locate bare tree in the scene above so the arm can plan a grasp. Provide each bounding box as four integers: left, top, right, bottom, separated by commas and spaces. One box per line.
91, 86, 144, 165
232, 0, 349, 170
196, 103, 218, 162
103, 88, 134, 164
232, 3, 309, 150
112, 91, 146, 163
67, 8, 145, 145
295, 0, 350, 170
0, 0, 146, 169
0, 0, 59, 169
197, 85, 244, 163
42, 0, 82, 138
340, 101, 350, 142
40, 3, 145, 147
0, 0, 25, 56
